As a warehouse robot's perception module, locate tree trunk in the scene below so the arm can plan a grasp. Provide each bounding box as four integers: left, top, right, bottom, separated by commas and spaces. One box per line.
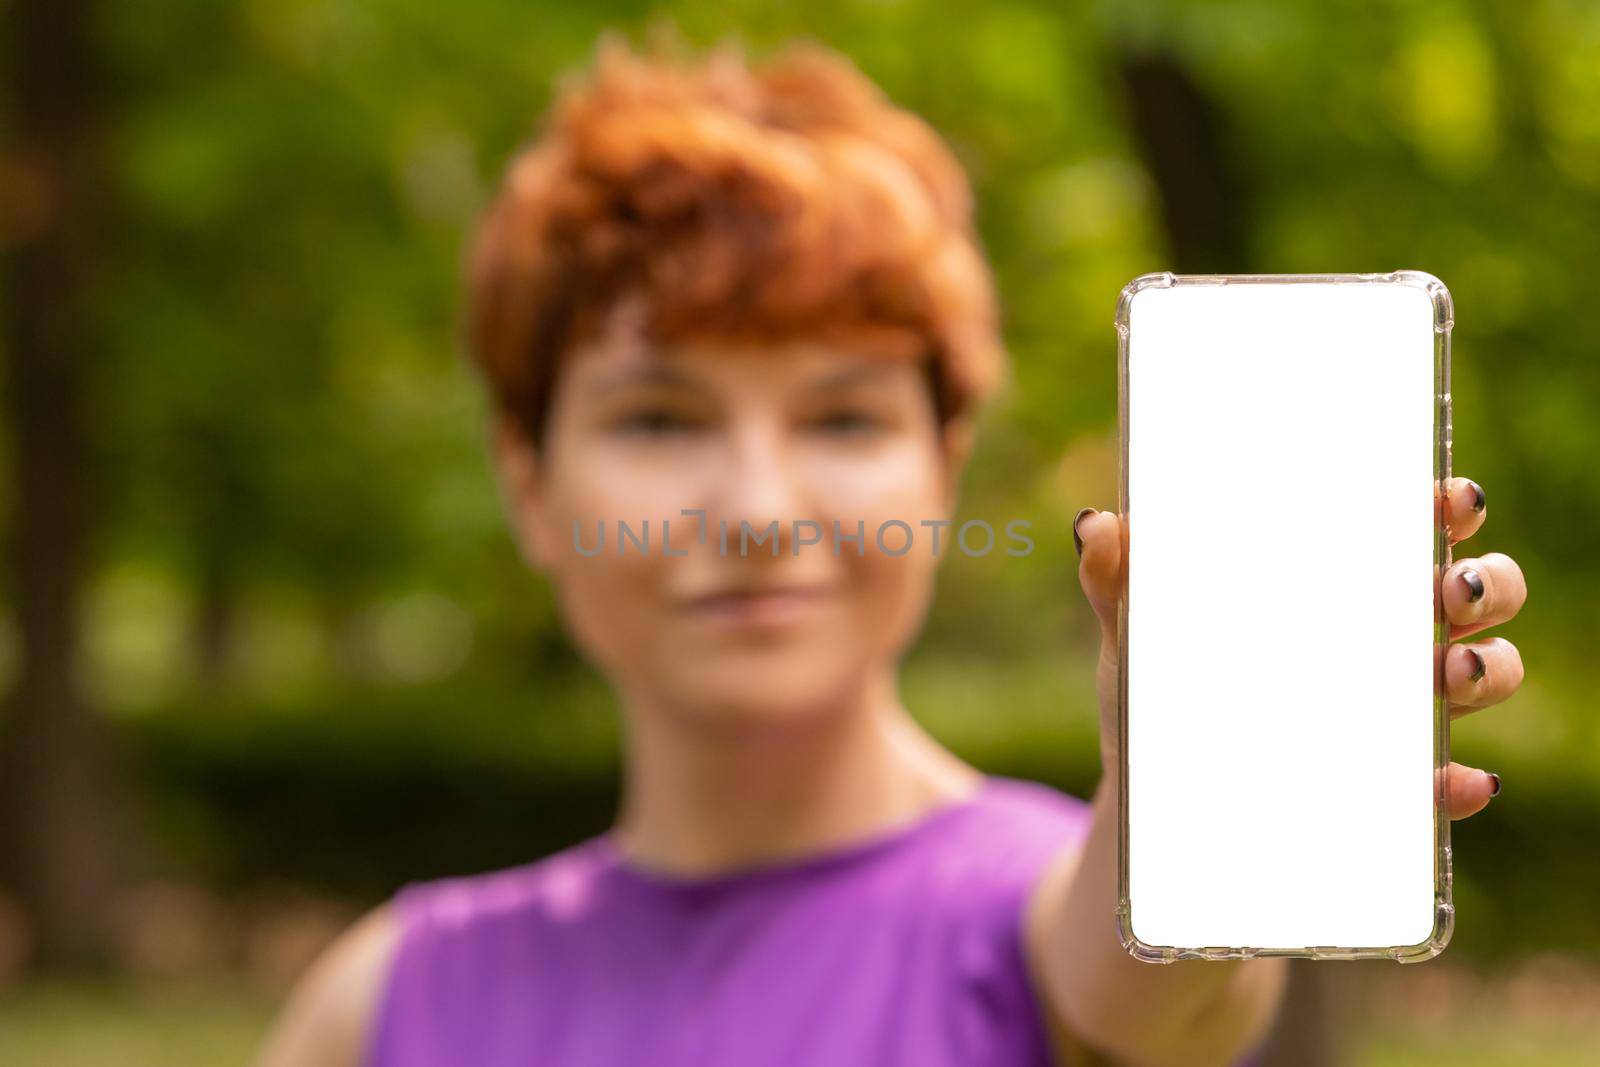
0, 0, 129, 972
1115, 51, 1252, 273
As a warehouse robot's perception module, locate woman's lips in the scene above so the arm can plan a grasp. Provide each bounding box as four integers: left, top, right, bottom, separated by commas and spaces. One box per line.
681, 586, 834, 628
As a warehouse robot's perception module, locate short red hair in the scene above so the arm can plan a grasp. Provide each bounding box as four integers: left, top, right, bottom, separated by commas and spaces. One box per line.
465, 32, 1005, 443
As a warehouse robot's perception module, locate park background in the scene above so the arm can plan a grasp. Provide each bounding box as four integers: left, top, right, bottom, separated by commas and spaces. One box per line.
1, 0, 1595, 1063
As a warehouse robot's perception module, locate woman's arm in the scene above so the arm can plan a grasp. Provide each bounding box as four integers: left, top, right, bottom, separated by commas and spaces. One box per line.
253, 905, 400, 1067
1025, 771, 1289, 1066
1023, 502, 1289, 1067
1027, 478, 1524, 1066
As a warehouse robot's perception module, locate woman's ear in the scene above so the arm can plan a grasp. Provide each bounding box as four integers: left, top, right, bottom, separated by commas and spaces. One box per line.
937, 414, 976, 516
491, 415, 556, 573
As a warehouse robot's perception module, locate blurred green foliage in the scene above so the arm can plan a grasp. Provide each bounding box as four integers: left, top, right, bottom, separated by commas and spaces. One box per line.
3, 0, 1596, 968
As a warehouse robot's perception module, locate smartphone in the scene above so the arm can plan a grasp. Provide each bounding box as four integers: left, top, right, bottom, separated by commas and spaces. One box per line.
1115, 271, 1453, 962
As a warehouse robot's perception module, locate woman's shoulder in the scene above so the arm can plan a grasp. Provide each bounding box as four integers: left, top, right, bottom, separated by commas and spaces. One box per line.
252, 838, 618, 1067
387, 834, 620, 938
830, 775, 1094, 944
934, 775, 1093, 883
252, 904, 402, 1067
966, 774, 1093, 834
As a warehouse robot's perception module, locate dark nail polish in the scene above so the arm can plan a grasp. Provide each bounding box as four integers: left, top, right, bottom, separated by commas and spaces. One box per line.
1461, 568, 1485, 603
1487, 772, 1502, 798
1466, 647, 1486, 682
1467, 480, 1486, 514
1072, 507, 1097, 558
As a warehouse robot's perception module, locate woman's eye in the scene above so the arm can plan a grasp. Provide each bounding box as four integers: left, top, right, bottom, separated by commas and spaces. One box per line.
809, 409, 883, 435
612, 408, 700, 435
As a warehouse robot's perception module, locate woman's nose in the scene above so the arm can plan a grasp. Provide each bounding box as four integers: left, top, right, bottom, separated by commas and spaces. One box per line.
712, 422, 807, 556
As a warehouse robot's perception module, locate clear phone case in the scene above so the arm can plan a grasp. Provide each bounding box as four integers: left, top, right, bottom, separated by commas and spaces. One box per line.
1114, 271, 1455, 963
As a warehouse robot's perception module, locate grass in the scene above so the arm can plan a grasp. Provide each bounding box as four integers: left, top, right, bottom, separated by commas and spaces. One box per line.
0, 981, 273, 1067
1354, 1028, 1600, 1067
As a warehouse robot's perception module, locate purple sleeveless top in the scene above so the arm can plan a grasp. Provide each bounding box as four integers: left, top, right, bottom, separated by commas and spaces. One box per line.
364, 776, 1094, 1066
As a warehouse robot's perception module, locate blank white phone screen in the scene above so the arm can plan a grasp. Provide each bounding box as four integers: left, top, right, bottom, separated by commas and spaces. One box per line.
1124, 280, 1439, 951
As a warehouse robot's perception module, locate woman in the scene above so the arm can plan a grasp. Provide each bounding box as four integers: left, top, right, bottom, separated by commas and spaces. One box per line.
256, 34, 1527, 1067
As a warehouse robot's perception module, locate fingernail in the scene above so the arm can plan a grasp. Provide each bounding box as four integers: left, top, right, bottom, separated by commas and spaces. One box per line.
1072, 507, 1098, 558
1460, 568, 1484, 603
1486, 772, 1502, 798
1466, 647, 1487, 682
1467, 480, 1486, 514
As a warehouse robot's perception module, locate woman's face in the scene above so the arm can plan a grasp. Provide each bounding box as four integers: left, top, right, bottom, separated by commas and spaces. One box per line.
496, 326, 966, 729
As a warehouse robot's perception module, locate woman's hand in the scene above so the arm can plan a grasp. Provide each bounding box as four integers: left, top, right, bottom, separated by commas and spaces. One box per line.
1071, 474, 1527, 819
1027, 476, 1524, 1066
